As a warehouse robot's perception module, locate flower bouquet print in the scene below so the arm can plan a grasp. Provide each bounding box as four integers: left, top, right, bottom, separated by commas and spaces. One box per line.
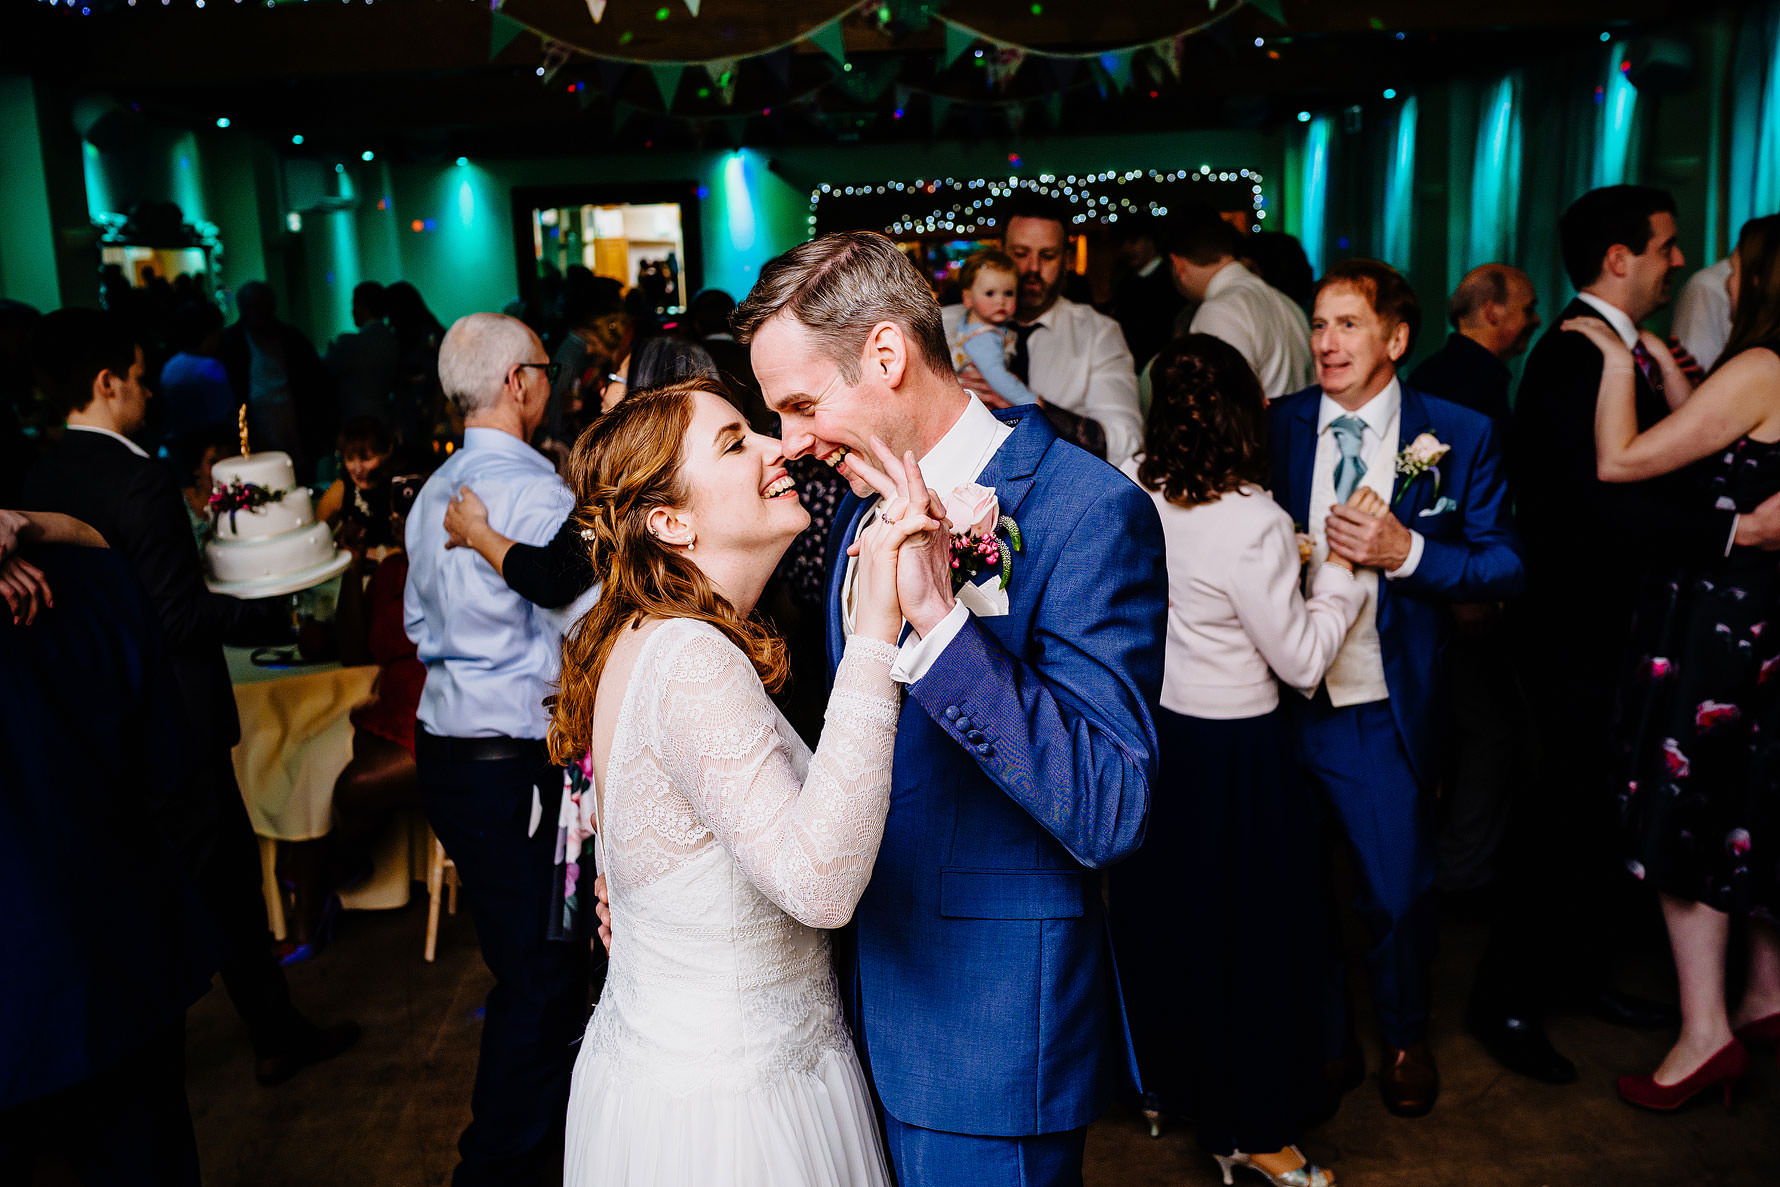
943, 481, 1021, 618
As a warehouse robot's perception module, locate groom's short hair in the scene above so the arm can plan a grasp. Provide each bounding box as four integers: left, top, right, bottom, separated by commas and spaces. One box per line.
732, 231, 953, 383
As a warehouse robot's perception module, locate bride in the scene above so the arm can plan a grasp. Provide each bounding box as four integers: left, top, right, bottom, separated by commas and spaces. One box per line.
547, 377, 942, 1185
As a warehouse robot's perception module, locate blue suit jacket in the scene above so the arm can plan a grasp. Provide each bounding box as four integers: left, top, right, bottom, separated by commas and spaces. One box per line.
1268, 383, 1524, 782
825, 406, 1167, 1137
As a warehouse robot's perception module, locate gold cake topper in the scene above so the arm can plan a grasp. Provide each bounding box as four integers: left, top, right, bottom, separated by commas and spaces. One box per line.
237, 404, 250, 457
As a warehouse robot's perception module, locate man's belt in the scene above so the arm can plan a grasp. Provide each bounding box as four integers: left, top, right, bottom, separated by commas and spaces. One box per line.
416, 730, 548, 764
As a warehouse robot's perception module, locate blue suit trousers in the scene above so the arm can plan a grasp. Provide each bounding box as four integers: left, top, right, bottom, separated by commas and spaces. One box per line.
882, 1116, 1087, 1187
1294, 696, 1438, 1050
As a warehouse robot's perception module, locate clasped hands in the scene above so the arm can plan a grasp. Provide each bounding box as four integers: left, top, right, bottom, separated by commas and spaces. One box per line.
842, 438, 957, 645
1324, 486, 1413, 573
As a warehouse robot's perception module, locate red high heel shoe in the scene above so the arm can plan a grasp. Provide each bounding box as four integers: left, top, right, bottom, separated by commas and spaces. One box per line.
1617, 1039, 1749, 1111
1732, 1011, 1780, 1045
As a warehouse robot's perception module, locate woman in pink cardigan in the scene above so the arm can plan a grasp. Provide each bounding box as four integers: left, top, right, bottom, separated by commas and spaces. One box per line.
1112, 334, 1371, 1187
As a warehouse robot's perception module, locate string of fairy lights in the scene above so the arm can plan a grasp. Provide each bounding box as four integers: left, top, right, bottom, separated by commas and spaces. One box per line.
808, 167, 1269, 240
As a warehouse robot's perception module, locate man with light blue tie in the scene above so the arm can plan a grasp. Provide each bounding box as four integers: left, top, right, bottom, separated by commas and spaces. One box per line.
1268, 261, 1522, 1120
405, 313, 596, 1185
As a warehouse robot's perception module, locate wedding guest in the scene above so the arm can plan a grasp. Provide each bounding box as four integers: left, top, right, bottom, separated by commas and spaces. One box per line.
1164, 205, 1314, 400
443, 337, 723, 610
1408, 265, 1540, 902
689, 287, 770, 431
157, 300, 234, 442
1562, 212, 1780, 1110
1483, 189, 1780, 1084
946, 250, 1041, 407
0, 530, 217, 1185
1269, 260, 1523, 1118
1671, 255, 1736, 373
1243, 232, 1317, 312
18, 307, 360, 1088
1113, 334, 1363, 1187
386, 280, 448, 448
172, 426, 237, 544
220, 281, 335, 480
326, 468, 429, 901
315, 416, 397, 556
946, 193, 1143, 461
1410, 264, 1540, 430
325, 281, 401, 425
405, 312, 599, 1181
1109, 216, 1187, 372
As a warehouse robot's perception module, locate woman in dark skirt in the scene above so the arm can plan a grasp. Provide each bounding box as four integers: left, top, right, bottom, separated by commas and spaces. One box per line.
1566, 213, 1780, 1111
1112, 336, 1370, 1187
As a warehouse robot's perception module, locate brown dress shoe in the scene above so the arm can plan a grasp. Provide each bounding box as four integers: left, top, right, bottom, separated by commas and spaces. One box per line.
1379, 1041, 1438, 1117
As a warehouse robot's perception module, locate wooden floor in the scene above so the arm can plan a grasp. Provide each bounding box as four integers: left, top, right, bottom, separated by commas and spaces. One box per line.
177, 894, 1780, 1187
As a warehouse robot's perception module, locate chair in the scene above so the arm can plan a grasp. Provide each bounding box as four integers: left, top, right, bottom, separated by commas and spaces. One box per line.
424, 836, 459, 962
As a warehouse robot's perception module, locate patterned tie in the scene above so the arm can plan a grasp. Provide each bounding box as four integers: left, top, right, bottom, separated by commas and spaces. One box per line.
1330, 415, 1367, 502
1008, 322, 1039, 384
1630, 339, 1665, 399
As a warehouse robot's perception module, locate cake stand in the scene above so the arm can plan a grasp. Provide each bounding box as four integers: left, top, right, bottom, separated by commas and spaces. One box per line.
204, 550, 353, 599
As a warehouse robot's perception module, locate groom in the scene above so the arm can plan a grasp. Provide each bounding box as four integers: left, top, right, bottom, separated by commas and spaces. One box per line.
734, 232, 1167, 1185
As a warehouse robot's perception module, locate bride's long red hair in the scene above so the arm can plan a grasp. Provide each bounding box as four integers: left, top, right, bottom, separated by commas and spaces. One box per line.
546, 379, 789, 767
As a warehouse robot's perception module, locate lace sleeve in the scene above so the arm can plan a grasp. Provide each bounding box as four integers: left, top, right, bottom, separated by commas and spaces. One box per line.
653, 624, 901, 929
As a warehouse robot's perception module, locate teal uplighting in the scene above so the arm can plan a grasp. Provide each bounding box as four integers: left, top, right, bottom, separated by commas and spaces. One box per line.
1300, 115, 1331, 275
1727, 3, 1780, 244
1593, 44, 1638, 186
1383, 95, 1418, 270
723, 151, 757, 252
1296, 110, 1311, 123
291, 134, 304, 145
1382, 88, 1397, 100
1469, 75, 1524, 265
457, 177, 475, 226
455, 155, 469, 167
361, 149, 375, 162
215, 116, 230, 129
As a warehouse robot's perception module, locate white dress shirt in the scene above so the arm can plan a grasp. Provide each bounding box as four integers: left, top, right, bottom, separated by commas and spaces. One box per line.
64, 423, 150, 459
942, 299, 1143, 465
1123, 470, 1366, 719
1671, 258, 1734, 372
1189, 261, 1314, 400
404, 427, 589, 739
840, 394, 1014, 684
1305, 378, 1423, 706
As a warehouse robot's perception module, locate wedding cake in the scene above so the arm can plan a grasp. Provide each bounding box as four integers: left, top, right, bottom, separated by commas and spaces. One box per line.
204, 450, 351, 596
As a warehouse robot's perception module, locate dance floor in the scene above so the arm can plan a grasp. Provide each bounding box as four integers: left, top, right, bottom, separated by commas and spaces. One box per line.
183, 894, 1780, 1186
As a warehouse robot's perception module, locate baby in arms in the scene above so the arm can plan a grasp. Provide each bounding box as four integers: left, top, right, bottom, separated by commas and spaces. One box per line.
950, 250, 1039, 406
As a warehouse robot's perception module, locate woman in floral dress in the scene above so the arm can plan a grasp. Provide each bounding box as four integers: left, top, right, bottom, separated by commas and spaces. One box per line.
1569, 213, 1780, 1110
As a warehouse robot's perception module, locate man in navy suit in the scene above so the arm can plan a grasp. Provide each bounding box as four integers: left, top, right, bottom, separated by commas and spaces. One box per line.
734, 232, 1166, 1186
1268, 260, 1523, 1118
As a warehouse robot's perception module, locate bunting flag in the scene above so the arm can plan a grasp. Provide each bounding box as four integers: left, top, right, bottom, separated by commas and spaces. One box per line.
1039, 57, 1076, 90
807, 15, 847, 66
1097, 49, 1135, 94
1246, 0, 1287, 24
583, 0, 606, 22
939, 22, 975, 71
594, 58, 629, 97
489, 11, 525, 59
1044, 92, 1064, 128
930, 94, 953, 134
1154, 34, 1184, 80
648, 62, 686, 107
611, 101, 638, 136
540, 40, 574, 85
840, 57, 900, 104
682, 0, 701, 15
577, 83, 600, 110
703, 58, 738, 85
761, 48, 791, 89
985, 46, 1026, 91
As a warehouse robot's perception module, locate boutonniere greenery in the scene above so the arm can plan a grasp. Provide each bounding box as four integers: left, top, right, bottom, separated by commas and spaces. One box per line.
942, 481, 1023, 592
1393, 433, 1451, 505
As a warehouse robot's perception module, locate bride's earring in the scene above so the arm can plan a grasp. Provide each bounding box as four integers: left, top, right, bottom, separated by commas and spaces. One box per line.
686, 538, 695, 552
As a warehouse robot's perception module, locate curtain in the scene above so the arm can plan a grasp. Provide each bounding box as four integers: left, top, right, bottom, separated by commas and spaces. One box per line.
1728, 2, 1780, 241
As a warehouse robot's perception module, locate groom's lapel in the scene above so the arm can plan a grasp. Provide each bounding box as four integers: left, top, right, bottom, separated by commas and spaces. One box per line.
825, 492, 869, 680
976, 406, 1054, 525
1390, 384, 1436, 518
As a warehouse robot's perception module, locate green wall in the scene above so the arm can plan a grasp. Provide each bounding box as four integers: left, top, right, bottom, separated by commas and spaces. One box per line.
0, 76, 69, 311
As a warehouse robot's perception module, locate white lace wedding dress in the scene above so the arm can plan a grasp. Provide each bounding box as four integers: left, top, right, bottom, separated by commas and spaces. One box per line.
563, 618, 900, 1186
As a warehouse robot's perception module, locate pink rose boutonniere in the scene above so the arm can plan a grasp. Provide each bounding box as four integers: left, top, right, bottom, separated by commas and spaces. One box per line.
942, 481, 1023, 592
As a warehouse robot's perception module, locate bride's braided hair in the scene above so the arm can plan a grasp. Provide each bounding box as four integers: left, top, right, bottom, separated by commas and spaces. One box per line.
547, 379, 789, 767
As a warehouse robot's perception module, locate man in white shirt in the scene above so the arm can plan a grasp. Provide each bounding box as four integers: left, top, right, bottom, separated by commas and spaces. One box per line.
406, 313, 594, 1183
947, 195, 1143, 464
1267, 260, 1523, 1121
1671, 255, 1734, 372
1162, 206, 1313, 399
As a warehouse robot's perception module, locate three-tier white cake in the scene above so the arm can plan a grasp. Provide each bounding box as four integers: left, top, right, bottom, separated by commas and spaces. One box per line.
204, 451, 351, 595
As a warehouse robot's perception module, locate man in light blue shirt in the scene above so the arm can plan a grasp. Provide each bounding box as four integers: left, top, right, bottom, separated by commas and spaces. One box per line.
405, 312, 592, 1184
